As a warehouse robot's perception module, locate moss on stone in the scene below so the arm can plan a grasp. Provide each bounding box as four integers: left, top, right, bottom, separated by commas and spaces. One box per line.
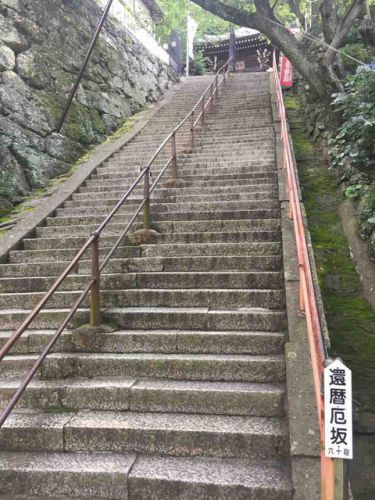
292, 135, 315, 159
284, 95, 302, 110
286, 95, 375, 409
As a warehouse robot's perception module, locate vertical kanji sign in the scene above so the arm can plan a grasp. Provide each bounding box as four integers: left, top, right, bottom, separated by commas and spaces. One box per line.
280, 55, 293, 87
324, 359, 353, 459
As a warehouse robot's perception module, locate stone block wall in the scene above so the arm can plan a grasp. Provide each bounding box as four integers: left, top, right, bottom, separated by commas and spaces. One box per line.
0, 0, 176, 213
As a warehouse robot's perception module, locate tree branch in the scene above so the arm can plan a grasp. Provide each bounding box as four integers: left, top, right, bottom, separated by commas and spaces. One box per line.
286, 0, 305, 27
190, 0, 335, 97
324, 0, 366, 65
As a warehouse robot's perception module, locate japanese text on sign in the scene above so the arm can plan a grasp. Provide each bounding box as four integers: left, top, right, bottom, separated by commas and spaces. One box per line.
324, 359, 353, 459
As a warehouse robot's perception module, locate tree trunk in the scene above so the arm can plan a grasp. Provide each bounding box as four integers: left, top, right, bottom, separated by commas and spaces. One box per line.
190, 0, 341, 102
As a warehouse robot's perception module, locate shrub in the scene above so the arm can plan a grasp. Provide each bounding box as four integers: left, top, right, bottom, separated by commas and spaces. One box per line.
341, 43, 374, 74
329, 66, 375, 170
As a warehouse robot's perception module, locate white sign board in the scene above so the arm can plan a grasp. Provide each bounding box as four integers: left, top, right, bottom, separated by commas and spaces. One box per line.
324, 359, 353, 459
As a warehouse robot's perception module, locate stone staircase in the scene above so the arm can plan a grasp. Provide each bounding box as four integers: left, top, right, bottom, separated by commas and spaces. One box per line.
0, 73, 293, 499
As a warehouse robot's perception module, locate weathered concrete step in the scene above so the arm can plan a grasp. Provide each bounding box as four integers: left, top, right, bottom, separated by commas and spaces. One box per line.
0, 410, 288, 459
56, 199, 279, 218
82, 173, 277, 191
0, 354, 38, 377
0, 271, 284, 292
67, 186, 279, 205
0, 329, 285, 356
191, 144, 275, 154
193, 132, 275, 143
23, 230, 281, 251
10, 241, 281, 265
78, 179, 278, 193
0, 455, 292, 499
0, 451, 135, 499
46, 208, 281, 227
40, 352, 285, 383
0, 306, 286, 331
0, 377, 285, 416
53, 208, 280, 224
93, 164, 277, 179
128, 455, 292, 500
0, 309, 88, 331
36, 217, 281, 237
140, 241, 282, 257
0, 254, 283, 278
203, 122, 273, 131
104, 306, 286, 332
0, 288, 285, 310
9, 245, 140, 263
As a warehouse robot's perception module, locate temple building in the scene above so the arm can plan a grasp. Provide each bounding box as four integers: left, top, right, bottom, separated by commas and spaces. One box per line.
196, 27, 272, 72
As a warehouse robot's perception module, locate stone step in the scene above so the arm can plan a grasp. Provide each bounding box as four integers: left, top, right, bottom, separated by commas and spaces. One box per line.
0, 453, 292, 499
0, 306, 286, 331
45, 208, 280, 226
23, 230, 281, 251
9, 241, 281, 265
0, 377, 285, 415
36, 217, 281, 237
0, 451, 135, 499
53, 206, 280, 221
0, 270, 284, 292
93, 164, 277, 179
78, 179, 278, 194
67, 186, 279, 204
81, 173, 276, 191
127, 455, 292, 500
0, 410, 288, 459
0, 255, 283, 278
0, 288, 285, 310
0, 329, 285, 356
56, 199, 279, 217
40, 352, 285, 383
8, 245, 141, 263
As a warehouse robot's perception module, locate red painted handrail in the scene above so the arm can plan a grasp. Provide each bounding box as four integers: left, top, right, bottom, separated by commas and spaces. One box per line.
272, 50, 335, 499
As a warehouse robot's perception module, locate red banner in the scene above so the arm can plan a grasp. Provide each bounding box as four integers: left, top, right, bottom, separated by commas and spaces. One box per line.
280, 55, 293, 88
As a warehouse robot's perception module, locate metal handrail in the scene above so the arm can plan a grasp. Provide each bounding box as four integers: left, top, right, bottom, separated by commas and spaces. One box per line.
272, 51, 335, 499
0, 58, 232, 427
56, 0, 115, 133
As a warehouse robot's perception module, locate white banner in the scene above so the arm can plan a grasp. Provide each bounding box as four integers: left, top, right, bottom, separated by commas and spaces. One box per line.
187, 16, 198, 60
324, 358, 353, 460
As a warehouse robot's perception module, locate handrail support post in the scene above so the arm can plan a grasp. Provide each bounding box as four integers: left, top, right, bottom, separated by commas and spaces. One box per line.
171, 132, 178, 180
201, 95, 205, 125
190, 111, 195, 149
90, 235, 101, 327
143, 167, 151, 230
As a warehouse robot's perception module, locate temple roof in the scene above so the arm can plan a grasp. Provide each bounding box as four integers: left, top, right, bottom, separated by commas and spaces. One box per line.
196, 28, 268, 56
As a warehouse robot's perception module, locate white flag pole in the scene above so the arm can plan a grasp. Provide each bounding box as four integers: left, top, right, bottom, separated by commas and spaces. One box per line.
186, 1, 190, 77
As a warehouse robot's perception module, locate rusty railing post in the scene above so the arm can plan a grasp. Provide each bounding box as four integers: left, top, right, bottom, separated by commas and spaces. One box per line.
210, 83, 214, 109
90, 234, 101, 327
171, 132, 178, 179
190, 111, 195, 149
215, 74, 219, 99
201, 95, 205, 125
143, 167, 151, 230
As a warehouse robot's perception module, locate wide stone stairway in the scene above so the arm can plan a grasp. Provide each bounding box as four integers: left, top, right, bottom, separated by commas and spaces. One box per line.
0, 73, 293, 498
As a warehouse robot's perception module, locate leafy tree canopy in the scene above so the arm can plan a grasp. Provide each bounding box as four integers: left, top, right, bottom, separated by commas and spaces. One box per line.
156, 0, 231, 44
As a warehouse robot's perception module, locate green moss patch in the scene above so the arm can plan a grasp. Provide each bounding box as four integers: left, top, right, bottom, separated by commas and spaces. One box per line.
286, 95, 375, 410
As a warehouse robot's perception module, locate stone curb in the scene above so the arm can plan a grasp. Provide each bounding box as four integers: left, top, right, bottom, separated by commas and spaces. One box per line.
270, 71, 325, 499
0, 81, 185, 264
